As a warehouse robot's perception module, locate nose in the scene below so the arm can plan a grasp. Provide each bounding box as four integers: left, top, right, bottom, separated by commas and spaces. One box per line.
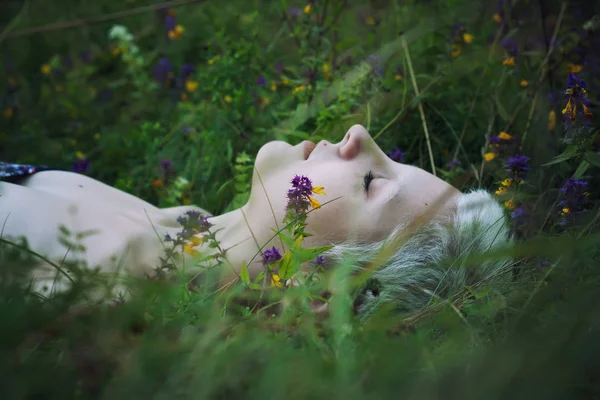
339, 124, 372, 160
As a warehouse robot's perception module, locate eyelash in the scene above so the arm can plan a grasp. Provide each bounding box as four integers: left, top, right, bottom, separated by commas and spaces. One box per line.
363, 170, 374, 192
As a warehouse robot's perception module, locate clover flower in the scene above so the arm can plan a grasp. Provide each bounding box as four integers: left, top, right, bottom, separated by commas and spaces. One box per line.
388, 147, 406, 163
505, 154, 531, 180
562, 73, 592, 122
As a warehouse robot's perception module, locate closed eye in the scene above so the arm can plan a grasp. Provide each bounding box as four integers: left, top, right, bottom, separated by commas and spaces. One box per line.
363, 170, 374, 192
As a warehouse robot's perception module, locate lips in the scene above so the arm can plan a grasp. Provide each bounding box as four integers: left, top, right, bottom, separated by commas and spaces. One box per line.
303, 140, 316, 160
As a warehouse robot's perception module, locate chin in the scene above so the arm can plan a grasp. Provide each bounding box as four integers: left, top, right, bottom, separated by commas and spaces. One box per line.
254, 141, 300, 170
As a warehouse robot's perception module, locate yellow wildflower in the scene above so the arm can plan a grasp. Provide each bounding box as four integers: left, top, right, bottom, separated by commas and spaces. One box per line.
501, 178, 513, 187
183, 235, 204, 255
293, 85, 306, 94
185, 80, 199, 92
151, 179, 164, 188
207, 55, 220, 65
395, 74, 403, 81
312, 186, 326, 195
462, 33, 474, 44
503, 57, 515, 67
504, 199, 515, 209
562, 98, 573, 116
548, 110, 556, 130
561, 207, 570, 215
75, 151, 86, 160
271, 273, 283, 288
484, 152, 496, 162
365, 16, 375, 25
270, 82, 277, 91
309, 196, 321, 209
520, 79, 528, 88
493, 12, 502, 23
498, 132, 513, 140
169, 25, 184, 40
40, 64, 51, 75
304, 4, 311, 14
281, 78, 289, 85
2, 107, 13, 119
495, 186, 508, 195
451, 44, 462, 58
322, 63, 331, 80
260, 97, 270, 109
224, 95, 232, 103
567, 63, 583, 73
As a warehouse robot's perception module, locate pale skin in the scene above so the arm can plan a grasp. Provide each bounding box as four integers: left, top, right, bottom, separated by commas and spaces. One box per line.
0, 125, 461, 294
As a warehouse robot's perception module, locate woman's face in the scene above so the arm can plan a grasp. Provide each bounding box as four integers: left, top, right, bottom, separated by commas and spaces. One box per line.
245, 125, 461, 248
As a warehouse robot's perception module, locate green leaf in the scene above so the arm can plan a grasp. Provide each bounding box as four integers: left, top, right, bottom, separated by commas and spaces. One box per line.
253, 271, 265, 284
239, 262, 250, 284
585, 151, 600, 168
495, 98, 510, 122
542, 145, 578, 166
573, 160, 589, 179
290, 245, 334, 265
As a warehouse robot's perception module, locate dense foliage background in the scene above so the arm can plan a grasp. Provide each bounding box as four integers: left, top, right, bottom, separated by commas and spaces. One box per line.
1, 0, 600, 398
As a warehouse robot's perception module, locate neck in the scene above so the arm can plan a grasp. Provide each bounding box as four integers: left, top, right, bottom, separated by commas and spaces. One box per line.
169, 205, 277, 286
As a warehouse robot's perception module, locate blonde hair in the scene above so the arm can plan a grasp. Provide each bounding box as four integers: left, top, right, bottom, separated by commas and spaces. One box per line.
323, 189, 514, 317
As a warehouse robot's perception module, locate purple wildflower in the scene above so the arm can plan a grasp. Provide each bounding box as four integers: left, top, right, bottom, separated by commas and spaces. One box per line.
263, 247, 282, 265
177, 210, 213, 239
501, 37, 519, 57
165, 15, 176, 31
287, 175, 314, 214
562, 72, 592, 122
557, 178, 589, 215
505, 154, 531, 180
275, 63, 284, 74
288, 7, 301, 17
181, 63, 195, 80
451, 23, 466, 38
257, 76, 267, 86
489, 136, 502, 145
313, 255, 325, 267
511, 205, 527, 225
447, 159, 461, 170
388, 147, 406, 163
160, 159, 173, 171
182, 125, 192, 135
79, 50, 92, 63
72, 159, 90, 174
153, 57, 172, 85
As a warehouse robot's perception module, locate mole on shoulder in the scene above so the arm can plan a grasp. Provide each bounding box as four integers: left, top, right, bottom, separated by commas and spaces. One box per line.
425, 203, 428, 206
78, 185, 83, 188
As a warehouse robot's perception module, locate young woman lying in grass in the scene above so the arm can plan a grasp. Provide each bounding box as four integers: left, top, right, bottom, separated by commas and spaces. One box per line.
0, 124, 513, 316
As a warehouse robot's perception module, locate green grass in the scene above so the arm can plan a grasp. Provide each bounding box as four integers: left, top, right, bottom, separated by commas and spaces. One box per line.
1, 0, 600, 398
